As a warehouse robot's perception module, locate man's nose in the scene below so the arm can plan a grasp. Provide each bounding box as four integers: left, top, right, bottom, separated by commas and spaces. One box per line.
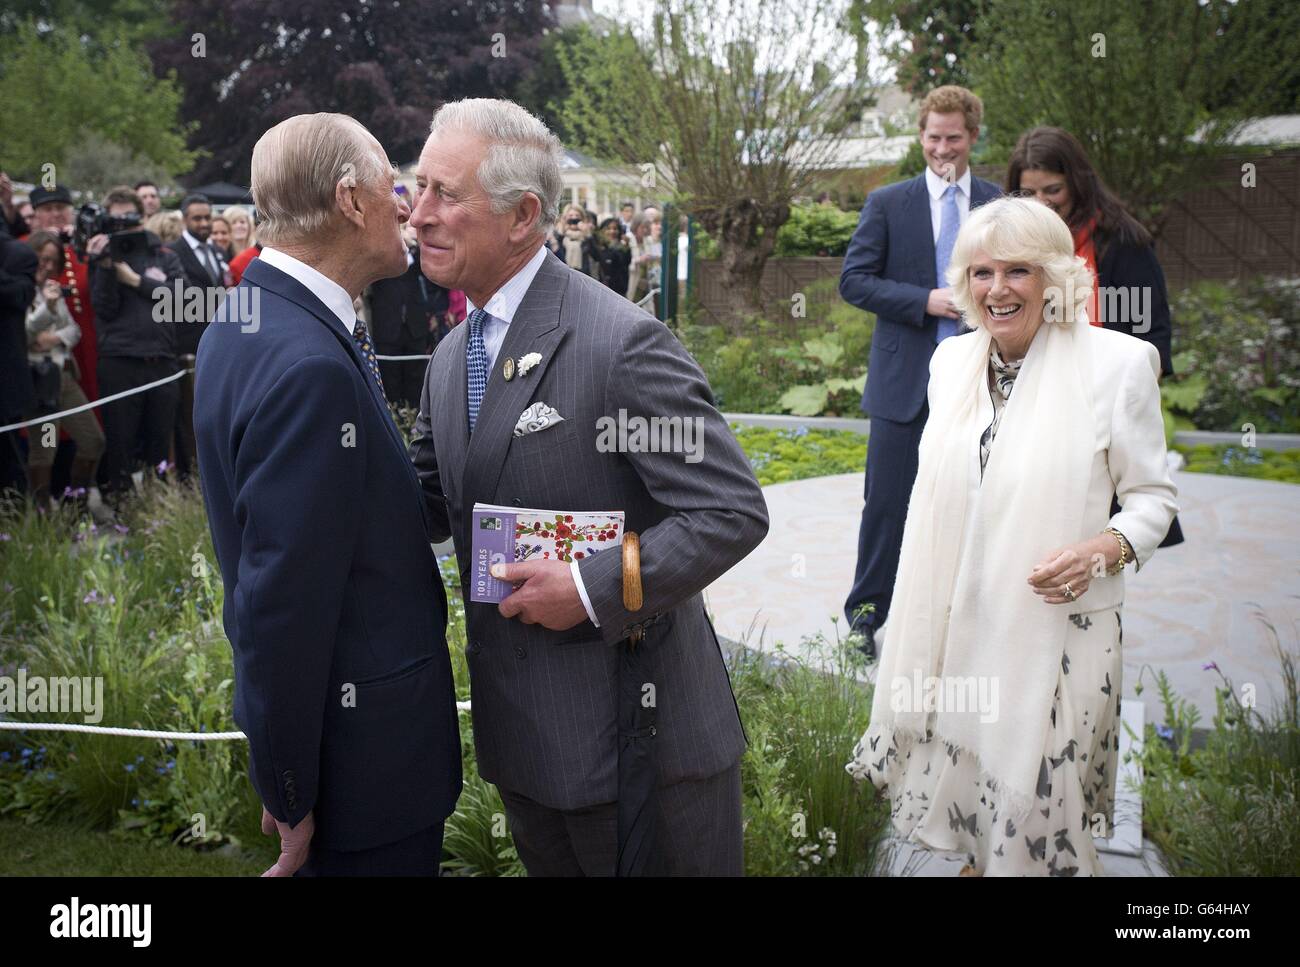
396, 196, 411, 223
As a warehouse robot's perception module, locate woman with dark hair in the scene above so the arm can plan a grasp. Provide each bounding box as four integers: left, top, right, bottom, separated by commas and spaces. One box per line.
1006, 126, 1172, 374
593, 217, 631, 296
1007, 126, 1182, 548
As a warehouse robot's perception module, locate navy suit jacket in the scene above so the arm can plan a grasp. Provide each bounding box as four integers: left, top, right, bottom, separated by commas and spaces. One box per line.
841, 172, 1002, 423
194, 258, 461, 852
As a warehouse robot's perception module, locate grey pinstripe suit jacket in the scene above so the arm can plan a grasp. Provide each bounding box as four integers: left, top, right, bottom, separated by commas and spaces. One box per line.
410, 249, 768, 811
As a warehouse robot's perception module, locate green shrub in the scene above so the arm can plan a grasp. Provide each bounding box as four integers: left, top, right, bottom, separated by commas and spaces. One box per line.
730, 631, 892, 876
773, 204, 860, 257
678, 278, 872, 416
1132, 642, 1300, 876
1167, 277, 1300, 432
732, 425, 867, 485
1175, 444, 1300, 484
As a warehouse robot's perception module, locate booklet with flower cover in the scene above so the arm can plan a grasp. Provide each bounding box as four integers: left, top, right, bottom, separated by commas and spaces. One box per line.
469, 502, 625, 603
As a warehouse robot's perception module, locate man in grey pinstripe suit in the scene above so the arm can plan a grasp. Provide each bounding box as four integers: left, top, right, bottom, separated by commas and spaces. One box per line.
407, 99, 769, 876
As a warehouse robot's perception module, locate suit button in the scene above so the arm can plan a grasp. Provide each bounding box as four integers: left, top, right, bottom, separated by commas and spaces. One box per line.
470, 640, 482, 655
514, 645, 526, 659
512, 498, 522, 506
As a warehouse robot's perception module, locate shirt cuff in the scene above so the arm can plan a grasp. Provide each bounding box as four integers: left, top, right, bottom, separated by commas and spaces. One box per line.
570, 559, 600, 628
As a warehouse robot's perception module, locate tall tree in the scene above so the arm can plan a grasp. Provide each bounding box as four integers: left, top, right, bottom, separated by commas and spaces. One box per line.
971, 0, 1300, 230
151, 0, 553, 185
854, 0, 985, 95
0, 19, 196, 183
557, 0, 869, 321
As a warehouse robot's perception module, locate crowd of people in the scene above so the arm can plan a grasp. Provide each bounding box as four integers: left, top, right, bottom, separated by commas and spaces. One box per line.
0, 171, 671, 512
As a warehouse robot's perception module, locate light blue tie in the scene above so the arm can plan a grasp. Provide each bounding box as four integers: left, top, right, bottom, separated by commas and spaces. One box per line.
466, 308, 489, 434
935, 184, 961, 343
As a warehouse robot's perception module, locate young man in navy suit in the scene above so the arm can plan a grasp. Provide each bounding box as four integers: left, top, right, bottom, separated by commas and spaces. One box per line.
840, 86, 1002, 658
194, 114, 462, 876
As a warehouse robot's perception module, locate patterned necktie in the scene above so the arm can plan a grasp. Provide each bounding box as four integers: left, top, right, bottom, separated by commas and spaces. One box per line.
935, 184, 961, 344
466, 307, 489, 434
351, 317, 385, 395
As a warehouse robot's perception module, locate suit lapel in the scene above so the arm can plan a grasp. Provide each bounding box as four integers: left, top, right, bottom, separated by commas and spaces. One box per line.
905, 175, 938, 288
460, 253, 569, 521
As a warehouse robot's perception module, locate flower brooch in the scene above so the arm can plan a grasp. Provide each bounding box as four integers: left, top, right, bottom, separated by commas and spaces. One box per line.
503, 351, 543, 382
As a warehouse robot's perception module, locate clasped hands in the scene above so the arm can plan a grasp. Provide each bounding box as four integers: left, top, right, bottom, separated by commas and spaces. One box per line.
1028, 533, 1123, 606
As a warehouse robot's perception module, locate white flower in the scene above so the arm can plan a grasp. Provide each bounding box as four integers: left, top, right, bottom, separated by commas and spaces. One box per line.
518, 352, 542, 376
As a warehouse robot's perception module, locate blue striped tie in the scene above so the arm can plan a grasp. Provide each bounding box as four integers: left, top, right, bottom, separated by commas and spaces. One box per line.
935, 184, 961, 343
466, 308, 489, 434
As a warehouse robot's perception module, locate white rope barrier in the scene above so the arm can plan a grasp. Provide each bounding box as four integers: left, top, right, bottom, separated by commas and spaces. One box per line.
0, 368, 192, 435
0, 701, 473, 740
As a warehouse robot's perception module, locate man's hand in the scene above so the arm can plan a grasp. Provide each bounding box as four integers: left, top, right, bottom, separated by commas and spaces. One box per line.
927, 286, 960, 319
113, 260, 141, 288
493, 560, 589, 631
86, 234, 111, 261
260, 807, 315, 877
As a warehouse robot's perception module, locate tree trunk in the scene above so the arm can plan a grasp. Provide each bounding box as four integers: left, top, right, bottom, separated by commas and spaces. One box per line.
703, 199, 789, 331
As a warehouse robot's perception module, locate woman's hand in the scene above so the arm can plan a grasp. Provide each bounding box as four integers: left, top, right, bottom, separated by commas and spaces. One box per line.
41, 279, 63, 306
1027, 533, 1121, 605
34, 330, 61, 351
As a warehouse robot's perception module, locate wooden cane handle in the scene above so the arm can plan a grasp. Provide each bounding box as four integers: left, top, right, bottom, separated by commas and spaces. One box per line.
622, 531, 643, 612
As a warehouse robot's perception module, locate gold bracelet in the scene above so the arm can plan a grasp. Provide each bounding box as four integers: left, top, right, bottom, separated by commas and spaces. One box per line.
1104, 527, 1132, 576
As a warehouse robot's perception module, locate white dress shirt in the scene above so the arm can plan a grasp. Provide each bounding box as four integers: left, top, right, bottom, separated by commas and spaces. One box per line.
466, 243, 600, 626
925, 165, 972, 243
258, 246, 358, 335
183, 229, 224, 282
465, 242, 547, 371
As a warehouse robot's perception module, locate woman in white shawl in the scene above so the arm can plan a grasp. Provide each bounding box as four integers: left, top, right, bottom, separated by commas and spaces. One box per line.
847, 197, 1178, 876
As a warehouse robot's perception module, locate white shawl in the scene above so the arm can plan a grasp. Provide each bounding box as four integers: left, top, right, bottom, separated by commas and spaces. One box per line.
852, 314, 1095, 823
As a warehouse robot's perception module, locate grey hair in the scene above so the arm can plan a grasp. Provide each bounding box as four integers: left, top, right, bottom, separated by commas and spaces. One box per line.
251, 113, 388, 246
947, 196, 1095, 326
429, 98, 563, 237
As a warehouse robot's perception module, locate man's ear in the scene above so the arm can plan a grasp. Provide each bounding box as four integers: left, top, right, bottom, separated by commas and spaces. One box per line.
509, 192, 543, 244
335, 180, 365, 230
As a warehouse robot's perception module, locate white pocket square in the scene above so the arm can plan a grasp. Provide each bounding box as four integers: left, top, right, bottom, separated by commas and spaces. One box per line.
514, 402, 565, 437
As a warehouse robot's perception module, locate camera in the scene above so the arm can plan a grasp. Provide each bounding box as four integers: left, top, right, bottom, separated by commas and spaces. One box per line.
73, 203, 146, 261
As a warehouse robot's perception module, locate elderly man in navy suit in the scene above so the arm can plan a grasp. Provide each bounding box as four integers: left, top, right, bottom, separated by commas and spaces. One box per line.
194, 113, 462, 876
841, 86, 1002, 658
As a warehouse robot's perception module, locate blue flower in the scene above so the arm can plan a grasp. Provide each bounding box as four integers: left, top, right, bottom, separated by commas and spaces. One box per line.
124, 763, 135, 772
1156, 724, 1175, 741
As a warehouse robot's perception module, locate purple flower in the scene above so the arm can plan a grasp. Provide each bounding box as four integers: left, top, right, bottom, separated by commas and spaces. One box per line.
114, 524, 130, 535
1202, 661, 1219, 672
0, 533, 10, 542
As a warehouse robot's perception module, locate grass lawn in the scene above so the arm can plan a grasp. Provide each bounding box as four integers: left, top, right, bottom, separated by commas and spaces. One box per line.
0, 817, 271, 876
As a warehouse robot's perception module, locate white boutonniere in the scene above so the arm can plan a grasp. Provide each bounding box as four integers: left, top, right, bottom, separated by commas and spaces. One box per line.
518, 352, 542, 376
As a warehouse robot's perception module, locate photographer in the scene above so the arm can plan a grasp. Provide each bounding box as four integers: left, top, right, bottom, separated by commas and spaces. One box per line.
87, 185, 184, 506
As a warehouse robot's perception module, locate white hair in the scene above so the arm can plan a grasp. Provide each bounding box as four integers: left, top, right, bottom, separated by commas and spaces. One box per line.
250, 113, 388, 246
428, 98, 563, 236
947, 196, 1095, 326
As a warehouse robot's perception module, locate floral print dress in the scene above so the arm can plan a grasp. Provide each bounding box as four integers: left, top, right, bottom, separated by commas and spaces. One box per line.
849, 349, 1124, 875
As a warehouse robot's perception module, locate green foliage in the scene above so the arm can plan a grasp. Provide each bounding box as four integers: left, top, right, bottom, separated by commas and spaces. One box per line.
730, 632, 892, 875
1175, 445, 1300, 484
1132, 644, 1300, 876
969, 0, 1299, 225
773, 204, 860, 257
0, 20, 197, 182
1166, 277, 1300, 432
732, 425, 867, 486
855, 0, 985, 94
678, 278, 872, 415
